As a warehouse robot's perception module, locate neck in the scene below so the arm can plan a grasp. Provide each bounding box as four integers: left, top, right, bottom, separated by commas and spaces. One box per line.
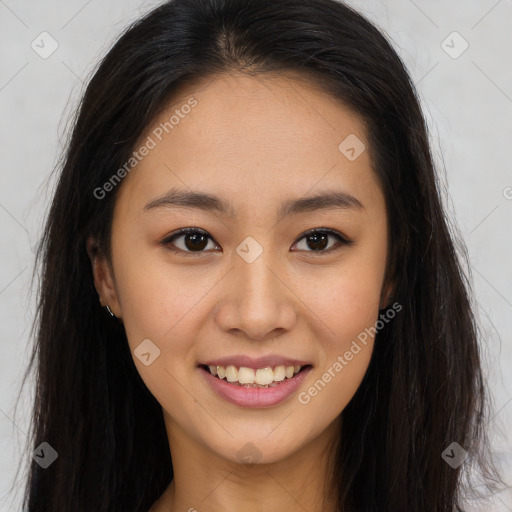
151, 414, 341, 512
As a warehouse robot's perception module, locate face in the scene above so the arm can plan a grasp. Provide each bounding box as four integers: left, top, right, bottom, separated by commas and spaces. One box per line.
89, 71, 391, 465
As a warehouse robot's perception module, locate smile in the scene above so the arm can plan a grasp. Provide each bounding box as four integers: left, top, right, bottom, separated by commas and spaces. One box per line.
201, 363, 310, 387
198, 362, 313, 407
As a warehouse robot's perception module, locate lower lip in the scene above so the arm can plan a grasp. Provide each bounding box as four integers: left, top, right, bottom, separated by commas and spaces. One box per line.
199, 366, 313, 407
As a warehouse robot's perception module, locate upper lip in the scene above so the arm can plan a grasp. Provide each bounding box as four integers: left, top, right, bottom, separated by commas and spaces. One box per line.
199, 354, 312, 370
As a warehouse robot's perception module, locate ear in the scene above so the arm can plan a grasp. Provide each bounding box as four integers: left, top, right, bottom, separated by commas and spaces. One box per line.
379, 282, 393, 310
86, 236, 121, 318
379, 271, 395, 310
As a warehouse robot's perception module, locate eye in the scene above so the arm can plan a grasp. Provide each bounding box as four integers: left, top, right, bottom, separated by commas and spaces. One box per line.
291, 228, 352, 254
161, 227, 352, 256
161, 227, 220, 255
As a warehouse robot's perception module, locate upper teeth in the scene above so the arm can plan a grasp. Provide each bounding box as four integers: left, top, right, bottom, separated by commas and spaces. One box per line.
208, 365, 302, 385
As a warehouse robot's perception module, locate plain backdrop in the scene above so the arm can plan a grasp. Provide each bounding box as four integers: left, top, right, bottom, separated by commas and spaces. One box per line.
0, 0, 511, 510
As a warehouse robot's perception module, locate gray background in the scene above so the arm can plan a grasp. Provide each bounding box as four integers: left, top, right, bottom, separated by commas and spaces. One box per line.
0, 0, 511, 510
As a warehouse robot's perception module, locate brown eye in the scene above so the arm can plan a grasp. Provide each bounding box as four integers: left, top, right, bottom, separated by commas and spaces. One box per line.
292, 228, 351, 253
162, 227, 351, 256
163, 228, 219, 254
305, 232, 329, 251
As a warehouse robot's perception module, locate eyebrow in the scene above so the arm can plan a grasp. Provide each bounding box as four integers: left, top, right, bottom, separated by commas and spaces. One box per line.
143, 186, 364, 221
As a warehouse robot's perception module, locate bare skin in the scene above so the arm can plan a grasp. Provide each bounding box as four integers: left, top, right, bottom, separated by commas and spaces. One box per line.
87, 70, 392, 512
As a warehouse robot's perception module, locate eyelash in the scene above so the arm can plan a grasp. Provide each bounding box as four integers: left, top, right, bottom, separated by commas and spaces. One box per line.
160, 227, 352, 256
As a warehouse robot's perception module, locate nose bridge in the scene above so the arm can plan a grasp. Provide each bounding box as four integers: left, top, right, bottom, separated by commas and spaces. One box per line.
235, 238, 282, 310
216, 236, 296, 340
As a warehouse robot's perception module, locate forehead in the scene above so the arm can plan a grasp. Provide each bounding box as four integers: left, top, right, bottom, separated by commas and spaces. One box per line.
115, 71, 383, 219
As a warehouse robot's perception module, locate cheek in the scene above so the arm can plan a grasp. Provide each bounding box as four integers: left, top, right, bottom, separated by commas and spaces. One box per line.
297, 240, 387, 345
112, 253, 206, 406
295, 236, 386, 409
294, 269, 380, 418
111, 230, 210, 344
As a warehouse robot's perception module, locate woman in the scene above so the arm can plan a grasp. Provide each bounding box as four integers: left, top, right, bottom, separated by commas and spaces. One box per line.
17, 0, 502, 510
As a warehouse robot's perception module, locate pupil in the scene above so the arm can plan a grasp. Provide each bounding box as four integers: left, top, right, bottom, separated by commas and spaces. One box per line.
185, 233, 208, 251
308, 233, 328, 251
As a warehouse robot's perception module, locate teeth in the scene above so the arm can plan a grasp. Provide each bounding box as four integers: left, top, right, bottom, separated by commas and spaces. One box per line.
255, 368, 274, 385
225, 365, 238, 383
238, 366, 255, 384
206, 364, 305, 386
273, 365, 285, 381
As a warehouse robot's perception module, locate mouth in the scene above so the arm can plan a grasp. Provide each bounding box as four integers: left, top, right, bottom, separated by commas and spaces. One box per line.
198, 363, 313, 388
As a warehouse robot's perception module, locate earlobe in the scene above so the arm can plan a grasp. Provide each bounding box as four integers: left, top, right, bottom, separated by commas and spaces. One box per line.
86, 236, 121, 318
379, 280, 395, 310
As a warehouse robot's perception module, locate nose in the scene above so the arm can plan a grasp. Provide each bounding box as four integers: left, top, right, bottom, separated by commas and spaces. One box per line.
215, 250, 298, 342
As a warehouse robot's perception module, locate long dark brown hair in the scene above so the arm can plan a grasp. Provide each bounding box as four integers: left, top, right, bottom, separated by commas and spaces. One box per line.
11, 0, 503, 510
